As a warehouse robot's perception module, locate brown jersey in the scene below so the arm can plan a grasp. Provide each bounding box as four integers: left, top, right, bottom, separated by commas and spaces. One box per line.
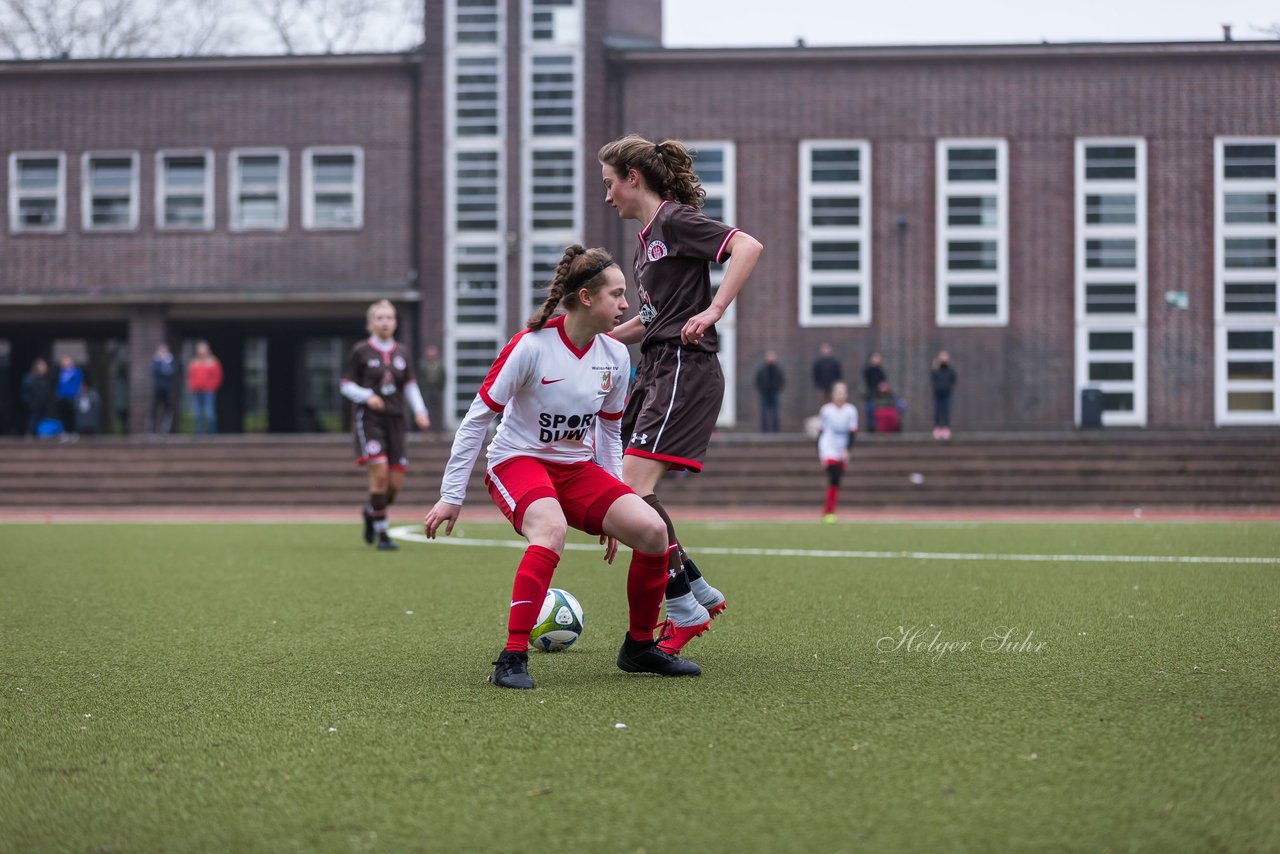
343, 338, 416, 418
632, 201, 740, 354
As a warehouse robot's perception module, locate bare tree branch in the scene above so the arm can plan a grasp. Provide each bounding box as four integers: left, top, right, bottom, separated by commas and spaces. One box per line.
0, 0, 421, 58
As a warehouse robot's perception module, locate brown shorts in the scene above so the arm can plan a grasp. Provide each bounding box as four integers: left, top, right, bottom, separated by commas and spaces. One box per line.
623, 344, 724, 473
353, 407, 408, 471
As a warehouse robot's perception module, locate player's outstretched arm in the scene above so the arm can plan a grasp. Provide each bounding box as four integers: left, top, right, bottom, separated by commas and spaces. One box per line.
681, 230, 763, 345
609, 315, 645, 345
424, 500, 461, 538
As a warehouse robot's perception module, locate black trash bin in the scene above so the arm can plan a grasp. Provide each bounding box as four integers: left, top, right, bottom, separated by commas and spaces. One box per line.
1080, 387, 1104, 428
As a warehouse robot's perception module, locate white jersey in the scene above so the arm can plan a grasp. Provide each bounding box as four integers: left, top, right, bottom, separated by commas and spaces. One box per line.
439, 315, 630, 504
818, 402, 859, 462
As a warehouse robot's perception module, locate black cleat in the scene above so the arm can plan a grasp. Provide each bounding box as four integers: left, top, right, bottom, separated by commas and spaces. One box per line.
376, 532, 399, 551
362, 506, 375, 545
490, 650, 535, 689
616, 635, 701, 677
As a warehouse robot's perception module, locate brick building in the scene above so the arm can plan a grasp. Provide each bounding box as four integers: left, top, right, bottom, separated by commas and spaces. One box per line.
3, 1, 1278, 434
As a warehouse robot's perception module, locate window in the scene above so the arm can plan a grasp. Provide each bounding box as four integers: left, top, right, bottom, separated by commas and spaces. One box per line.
530, 0, 579, 45
455, 150, 500, 231
528, 242, 563, 315
456, 55, 501, 136
937, 140, 1007, 325
530, 149, 575, 230
1075, 139, 1147, 426
692, 141, 738, 426
530, 55, 575, 136
230, 148, 288, 231
8, 152, 65, 233
800, 141, 871, 326
303, 147, 362, 230
455, 0, 500, 43
156, 150, 213, 230
82, 152, 139, 231
454, 244, 501, 326
452, 338, 500, 421
1216, 138, 1280, 423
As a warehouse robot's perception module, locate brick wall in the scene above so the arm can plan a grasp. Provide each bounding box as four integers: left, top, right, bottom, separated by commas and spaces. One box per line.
599, 47, 1280, 429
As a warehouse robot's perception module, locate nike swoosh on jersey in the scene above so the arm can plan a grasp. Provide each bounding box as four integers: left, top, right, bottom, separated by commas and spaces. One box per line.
540, 378, 564, 385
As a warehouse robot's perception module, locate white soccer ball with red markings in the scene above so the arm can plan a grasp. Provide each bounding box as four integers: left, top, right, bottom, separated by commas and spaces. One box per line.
529, 588, 584, 652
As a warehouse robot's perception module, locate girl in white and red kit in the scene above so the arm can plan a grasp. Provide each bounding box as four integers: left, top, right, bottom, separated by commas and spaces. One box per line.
423, 246, 701, 690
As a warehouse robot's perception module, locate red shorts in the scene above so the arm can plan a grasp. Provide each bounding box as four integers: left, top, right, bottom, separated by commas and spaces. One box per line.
485, 457, 634, 536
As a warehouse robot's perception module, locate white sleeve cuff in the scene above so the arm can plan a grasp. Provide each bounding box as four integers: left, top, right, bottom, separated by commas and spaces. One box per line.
340, 380, 374, 404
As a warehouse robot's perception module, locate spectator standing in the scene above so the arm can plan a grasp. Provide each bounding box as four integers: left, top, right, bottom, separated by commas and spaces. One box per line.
75, 380, 104, 435
754, 349, 785, 432
811, 343, 842, 405
54, 355, 83, 436
150, 343, 176, 434
417, 344, 447, 432
862, 351, 887, 433
931, 350, 957, 440
186, 340, 223, 435
20, 357, 51, 437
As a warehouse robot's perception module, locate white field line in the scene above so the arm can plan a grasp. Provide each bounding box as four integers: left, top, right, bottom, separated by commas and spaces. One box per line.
390, 526, 1280, 566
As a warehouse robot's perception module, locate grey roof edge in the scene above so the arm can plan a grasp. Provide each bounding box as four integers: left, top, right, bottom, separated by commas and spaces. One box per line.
608, 39, 1280, 63
0, 50, 419, 75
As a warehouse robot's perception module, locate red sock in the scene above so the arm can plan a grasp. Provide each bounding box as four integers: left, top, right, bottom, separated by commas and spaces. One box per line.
505, 545, 560, 652
627, 547, 671, 642
823, 486, 839, 514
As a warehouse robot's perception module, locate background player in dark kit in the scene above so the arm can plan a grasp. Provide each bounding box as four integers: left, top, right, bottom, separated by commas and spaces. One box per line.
599, 134, 763, 654
341, 300, 430, 550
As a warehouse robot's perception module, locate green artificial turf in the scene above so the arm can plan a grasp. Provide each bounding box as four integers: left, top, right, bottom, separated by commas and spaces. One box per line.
1, 520, 1278, 852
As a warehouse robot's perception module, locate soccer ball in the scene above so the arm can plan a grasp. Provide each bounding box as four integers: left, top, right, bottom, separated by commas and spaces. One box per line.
529, 588, 584, 652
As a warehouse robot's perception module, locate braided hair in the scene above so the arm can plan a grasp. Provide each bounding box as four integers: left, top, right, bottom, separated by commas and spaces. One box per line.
526, 245, 617, 331
597, 134, 706, 208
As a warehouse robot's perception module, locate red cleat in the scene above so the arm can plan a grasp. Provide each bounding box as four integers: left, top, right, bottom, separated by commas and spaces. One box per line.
656, 618, 711, 655
706, 598, 727, 619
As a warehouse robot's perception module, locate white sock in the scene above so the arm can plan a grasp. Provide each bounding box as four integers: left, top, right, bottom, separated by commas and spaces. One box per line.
690, 577, 724, 608
665, 592, 710, 627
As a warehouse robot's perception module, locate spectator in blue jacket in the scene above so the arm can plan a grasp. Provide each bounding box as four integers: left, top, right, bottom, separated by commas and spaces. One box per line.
55, 355, 83, 436
151, 343, 176, 434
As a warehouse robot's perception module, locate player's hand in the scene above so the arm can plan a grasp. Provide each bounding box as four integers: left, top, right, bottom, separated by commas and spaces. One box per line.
600, 534, 619, 564
680, 306, 722, 346
424, 500, 461, 539
367, 395, 386, 412
415, 412, 429, 430
840, 450, 850, 463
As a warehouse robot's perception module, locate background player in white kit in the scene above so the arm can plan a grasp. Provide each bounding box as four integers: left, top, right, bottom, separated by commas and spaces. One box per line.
818, 381, 859, 523
423, 246, 701, 690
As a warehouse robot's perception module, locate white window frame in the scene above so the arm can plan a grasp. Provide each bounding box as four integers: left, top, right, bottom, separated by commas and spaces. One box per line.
302, 146, 363, 230
444, 0, 508, 426
799, 140, 872, 327
1214, 136, 1280, 424
689, 140, 738, 426
518, 0, 583, 418
1074, 137, 1147, 426
81, 151, 140, 232
1074, 325, 1148, 426
229, 147, 289, 232
155, 149, 214, 231
936, 138, 1008, 327
8, 151, 66, 234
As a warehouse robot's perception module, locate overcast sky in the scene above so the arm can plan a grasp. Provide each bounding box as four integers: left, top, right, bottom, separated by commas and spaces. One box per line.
662, 0, 1279, 47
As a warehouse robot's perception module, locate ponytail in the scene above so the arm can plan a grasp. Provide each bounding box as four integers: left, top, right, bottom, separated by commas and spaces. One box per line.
598, 134, 706, 208
526, 245, 617, 330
